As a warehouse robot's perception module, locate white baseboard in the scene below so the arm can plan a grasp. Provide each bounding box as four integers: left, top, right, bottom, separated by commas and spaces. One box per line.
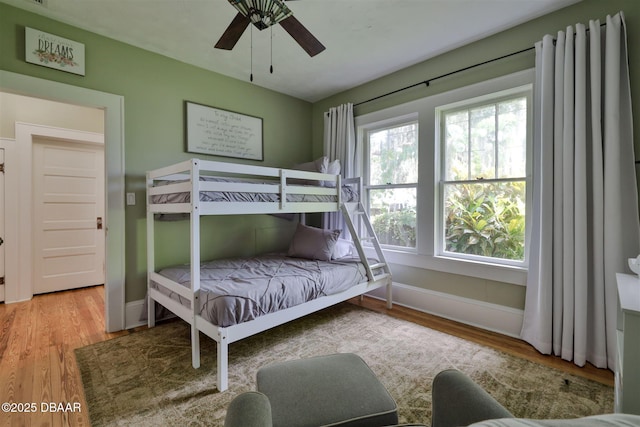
125, 298, 178, 329
125, 299, 147, 329
367, 282, 524, 338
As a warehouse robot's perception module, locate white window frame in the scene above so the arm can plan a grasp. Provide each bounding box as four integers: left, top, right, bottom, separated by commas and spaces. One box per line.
355, 69, 534, 286
361, 113, 419, 252
435, 87, 533, 268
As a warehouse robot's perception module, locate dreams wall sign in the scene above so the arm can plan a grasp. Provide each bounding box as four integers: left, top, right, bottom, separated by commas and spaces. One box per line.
25, 27, 85, 76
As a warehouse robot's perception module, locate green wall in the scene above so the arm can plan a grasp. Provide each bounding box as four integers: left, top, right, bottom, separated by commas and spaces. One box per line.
2, 0, 640, 310
0, 3, 313, 302
312, 0, 640, 310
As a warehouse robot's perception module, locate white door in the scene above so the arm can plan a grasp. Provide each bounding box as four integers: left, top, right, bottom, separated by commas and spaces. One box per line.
32, 138, 105, 294
0, 148, 4, 302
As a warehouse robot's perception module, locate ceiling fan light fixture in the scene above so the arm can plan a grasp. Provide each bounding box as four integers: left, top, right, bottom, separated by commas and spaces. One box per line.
228, 0, 292, 30
216, 0, 325, 58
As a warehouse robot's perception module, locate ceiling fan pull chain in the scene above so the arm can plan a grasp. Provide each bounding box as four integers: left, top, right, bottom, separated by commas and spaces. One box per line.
270, 26, 274, 74
250, 25, 254, 82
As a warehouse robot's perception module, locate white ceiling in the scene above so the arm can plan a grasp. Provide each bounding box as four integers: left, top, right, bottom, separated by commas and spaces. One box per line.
3, 0, 581, 102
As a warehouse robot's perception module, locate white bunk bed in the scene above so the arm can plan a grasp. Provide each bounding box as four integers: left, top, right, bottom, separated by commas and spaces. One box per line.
146, 158, 392, 392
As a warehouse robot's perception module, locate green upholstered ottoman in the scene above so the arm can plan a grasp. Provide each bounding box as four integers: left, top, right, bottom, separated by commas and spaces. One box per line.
256, 353, 398, 427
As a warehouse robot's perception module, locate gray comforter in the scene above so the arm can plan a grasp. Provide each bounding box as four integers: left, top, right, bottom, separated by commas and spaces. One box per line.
151, 254, 373, 327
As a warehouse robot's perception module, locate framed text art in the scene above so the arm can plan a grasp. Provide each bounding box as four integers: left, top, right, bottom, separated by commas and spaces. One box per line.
25, 27, 86, 76
185, 101, 263, 161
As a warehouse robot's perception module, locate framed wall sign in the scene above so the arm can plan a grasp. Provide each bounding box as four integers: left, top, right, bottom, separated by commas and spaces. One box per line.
185, 101, 263, 161
25, 27, 85, 76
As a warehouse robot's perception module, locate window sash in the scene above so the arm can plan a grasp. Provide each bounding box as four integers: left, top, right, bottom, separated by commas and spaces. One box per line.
365, 184, 417, 249
441, 177, 525, 185
440, 179, 526, 262
437, 92, 530, 266
364, 119, 419, 250
441, 95, 527, 183
366, 121, 418, 187
366, 182, 417, 190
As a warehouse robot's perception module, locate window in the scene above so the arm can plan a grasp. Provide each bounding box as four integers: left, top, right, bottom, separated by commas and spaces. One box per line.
355, 70, 534, 284
364, 120, 418, 249
438, 91, 530, 265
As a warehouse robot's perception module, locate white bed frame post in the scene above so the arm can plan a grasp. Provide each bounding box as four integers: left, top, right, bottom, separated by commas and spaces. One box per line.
279, 169, 288, 211
217, 329, 229, 391
190, 159, 202, 369
146, 171, 156, 328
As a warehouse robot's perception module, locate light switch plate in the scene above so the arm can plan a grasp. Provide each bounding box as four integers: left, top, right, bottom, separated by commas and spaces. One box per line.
126, 192, 136, 206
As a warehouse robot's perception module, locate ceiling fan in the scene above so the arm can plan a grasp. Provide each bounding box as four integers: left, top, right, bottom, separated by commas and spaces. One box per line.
215, 0, 326, 57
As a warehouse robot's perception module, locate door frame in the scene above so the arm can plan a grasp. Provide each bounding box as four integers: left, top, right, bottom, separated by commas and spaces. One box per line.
0, 70, 125, 333
0, 147, 4, 302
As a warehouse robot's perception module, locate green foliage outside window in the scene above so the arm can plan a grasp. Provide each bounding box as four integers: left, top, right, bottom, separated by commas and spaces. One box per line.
444, 181, 525, 260
372, 208, 416, 247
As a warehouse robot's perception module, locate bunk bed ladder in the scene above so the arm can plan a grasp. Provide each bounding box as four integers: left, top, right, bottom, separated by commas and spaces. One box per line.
341, 202, 391, 282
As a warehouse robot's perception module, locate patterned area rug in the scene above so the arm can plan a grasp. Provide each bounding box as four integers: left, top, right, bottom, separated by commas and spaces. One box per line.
75, 303, 613, 426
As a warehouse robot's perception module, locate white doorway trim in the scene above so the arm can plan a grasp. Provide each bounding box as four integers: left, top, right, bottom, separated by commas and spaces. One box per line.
0, 70, 125, 333
0, 137, 17, 305
0, 147, 4, 302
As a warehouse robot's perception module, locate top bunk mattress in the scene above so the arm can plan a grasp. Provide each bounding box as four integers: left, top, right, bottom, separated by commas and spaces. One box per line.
150, 176, 359, 205
150, 253, 377, 327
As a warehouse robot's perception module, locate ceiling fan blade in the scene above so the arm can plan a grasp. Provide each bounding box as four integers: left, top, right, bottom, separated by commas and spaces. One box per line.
215, 12, 251, 50
279, 15, 325, 57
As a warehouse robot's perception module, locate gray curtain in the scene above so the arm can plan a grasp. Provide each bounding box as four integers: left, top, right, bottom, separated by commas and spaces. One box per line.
521, 12, 639, 369
323, 103, 358, 234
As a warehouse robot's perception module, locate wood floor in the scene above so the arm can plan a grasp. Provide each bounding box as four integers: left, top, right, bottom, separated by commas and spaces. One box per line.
0, 286, 130, 427
0, 286, 613, 426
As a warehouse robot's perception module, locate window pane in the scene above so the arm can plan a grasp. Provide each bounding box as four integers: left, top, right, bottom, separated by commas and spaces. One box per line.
470, 105, 496, 179
444, 97, 527, 182
368, 124, 418, 186
497, 98, 527, 178
368, 187, 416, 248
444, 111, 469, 181
443, 181, 525, 261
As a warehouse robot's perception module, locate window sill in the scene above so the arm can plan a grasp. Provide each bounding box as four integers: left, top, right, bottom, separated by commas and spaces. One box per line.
365, 247, 527, 286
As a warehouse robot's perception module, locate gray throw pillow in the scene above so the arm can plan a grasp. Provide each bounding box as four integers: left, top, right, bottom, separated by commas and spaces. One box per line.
288, 223, 341, 261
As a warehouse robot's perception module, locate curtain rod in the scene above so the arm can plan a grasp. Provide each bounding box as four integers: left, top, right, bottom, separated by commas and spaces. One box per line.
354, 21, 610, 108
353, 46, 535, 107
